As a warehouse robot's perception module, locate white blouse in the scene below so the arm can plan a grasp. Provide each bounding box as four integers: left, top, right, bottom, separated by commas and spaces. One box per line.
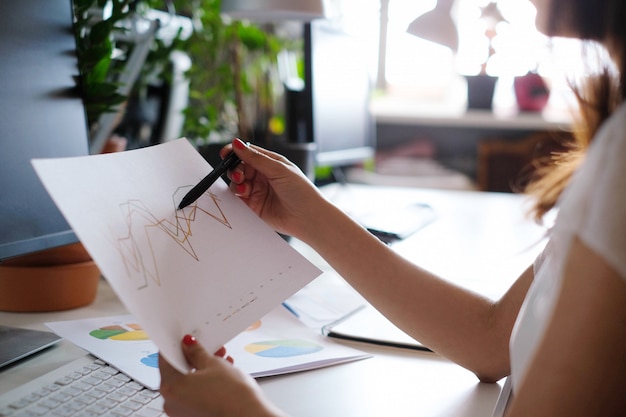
507, 101, 626, 402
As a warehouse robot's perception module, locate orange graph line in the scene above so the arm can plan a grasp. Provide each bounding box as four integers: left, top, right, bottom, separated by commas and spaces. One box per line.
114, 189, 232, 290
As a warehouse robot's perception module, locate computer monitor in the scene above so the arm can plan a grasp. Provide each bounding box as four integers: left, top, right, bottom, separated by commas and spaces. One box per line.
0, 0, 90, 262
281, 20, 375, 171
309, 20, 375, 168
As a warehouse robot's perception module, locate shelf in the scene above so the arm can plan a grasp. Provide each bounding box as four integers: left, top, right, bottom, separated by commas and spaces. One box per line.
370, 96, 573, 132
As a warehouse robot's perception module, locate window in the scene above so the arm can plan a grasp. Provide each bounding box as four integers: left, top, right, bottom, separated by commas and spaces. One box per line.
329, 0, 586, 115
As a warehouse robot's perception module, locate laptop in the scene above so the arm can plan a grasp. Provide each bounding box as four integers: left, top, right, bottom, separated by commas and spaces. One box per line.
0, 325, 62, 369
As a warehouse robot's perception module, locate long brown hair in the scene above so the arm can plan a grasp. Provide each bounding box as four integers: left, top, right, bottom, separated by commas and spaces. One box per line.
525, 0, 626, 222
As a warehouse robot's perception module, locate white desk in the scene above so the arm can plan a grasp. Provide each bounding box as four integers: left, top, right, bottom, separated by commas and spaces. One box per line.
0, 184, 548, 417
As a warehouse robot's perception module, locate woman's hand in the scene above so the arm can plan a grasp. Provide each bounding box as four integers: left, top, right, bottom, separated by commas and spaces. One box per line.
159, 335, 285, 417
222, 138, 327, 239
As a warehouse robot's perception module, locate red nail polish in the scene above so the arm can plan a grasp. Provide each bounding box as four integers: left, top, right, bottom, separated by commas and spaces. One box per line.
231, 171, 242, 182
233, 139, 246, 150
182, 334, 197, 346
235, 183, 247, 195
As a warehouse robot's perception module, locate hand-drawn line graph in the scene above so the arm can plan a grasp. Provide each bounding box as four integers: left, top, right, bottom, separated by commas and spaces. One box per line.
113, 187, 232, 290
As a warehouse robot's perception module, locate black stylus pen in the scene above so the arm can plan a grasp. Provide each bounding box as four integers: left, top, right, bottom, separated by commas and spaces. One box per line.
177, 151, 241, 210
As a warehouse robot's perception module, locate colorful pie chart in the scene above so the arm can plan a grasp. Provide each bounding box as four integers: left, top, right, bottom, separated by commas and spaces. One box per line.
89, 324, 149, 341
244, 339, 323, 358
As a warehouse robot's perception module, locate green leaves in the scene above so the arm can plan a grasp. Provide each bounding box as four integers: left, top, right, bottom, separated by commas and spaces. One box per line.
171, 0, 287, 143
72, 0, 287, 145
73, 0, 132, 128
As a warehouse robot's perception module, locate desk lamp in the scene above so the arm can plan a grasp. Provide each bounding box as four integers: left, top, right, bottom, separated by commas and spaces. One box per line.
406, 0, 458, 53
406, 0, 506, 110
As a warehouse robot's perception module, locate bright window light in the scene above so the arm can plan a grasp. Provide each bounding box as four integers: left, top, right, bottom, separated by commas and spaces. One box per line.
322, 0, 586, 113
382, 0, 584, 109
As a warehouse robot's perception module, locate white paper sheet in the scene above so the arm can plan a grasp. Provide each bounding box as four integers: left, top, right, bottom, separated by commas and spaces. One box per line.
46, 315, 161, 389
33, 139, 322, 373
225, 304, 370, 378
46, 307, 370, 390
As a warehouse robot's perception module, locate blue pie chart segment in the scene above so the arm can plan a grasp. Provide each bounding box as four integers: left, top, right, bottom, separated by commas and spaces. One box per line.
141, 352, 159, 368
245, 339, 323, 358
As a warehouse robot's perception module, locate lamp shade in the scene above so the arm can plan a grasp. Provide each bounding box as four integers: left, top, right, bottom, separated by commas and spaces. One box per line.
406, 0, 458, 52
221, 0, 326, 22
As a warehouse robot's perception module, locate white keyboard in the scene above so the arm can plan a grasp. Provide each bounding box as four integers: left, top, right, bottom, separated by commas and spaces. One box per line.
0, 355, 164, 417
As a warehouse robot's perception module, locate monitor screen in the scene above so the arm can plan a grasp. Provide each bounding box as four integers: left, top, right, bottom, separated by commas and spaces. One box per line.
310, 20, 375, 167
0, 0, 90, 262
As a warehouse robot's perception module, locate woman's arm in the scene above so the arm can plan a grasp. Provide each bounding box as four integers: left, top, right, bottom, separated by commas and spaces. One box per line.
227, 139, 533, 381
505, 236, 626, 416
302, 197, 533, 382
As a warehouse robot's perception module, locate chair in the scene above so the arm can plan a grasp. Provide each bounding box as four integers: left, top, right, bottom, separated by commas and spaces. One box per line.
477, 130, 572, 192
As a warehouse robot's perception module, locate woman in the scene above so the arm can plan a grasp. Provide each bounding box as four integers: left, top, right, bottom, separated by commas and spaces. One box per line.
159, 0, 626, 415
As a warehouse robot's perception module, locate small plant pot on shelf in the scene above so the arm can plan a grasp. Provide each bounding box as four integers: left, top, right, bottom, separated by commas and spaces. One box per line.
513, 72, 550, 112
0, 242, 101, 312
465, 74, 498, 110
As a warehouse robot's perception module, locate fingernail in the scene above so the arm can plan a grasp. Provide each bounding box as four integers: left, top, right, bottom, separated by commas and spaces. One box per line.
231, 171, 243, 182
182, 334, 197, 346
235, 183, 247, 195
233, 138, 246, 150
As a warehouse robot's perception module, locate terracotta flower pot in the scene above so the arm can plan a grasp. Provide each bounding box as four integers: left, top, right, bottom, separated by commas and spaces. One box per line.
0, 242, 101, 312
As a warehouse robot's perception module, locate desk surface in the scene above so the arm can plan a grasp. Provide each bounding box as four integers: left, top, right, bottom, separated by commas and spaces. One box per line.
0, 184, 548, 417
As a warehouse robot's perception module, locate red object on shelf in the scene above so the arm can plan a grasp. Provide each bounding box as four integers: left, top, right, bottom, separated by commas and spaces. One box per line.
514, 72, 550, 112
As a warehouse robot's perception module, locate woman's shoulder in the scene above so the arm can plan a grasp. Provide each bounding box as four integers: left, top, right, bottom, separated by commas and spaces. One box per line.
563, 101, 624, 184
560, 100, 626, 279
597, 101, 626, 146
584, 101, 626, 183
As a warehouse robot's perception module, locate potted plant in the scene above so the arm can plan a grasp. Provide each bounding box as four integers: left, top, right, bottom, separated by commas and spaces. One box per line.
167, 0, 288, 163
464, 1, 505, 110
73, 0, 130, 131
73, 0, 140, 153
